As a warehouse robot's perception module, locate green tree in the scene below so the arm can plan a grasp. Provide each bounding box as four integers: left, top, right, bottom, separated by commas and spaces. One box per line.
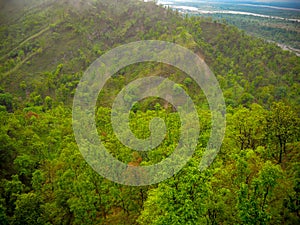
267, 102, 299, 163
0, 93, 13, 112
138, 159, 212, 225
237, 161, 283, 225
0, 201, 8, 225
12, 193, 43, 225
227, 104, 267, 150
2, 175, 24, 217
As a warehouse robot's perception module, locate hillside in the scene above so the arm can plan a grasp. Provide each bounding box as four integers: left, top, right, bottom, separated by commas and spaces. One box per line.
0, 0, 299, 224
1, 0, 299, 107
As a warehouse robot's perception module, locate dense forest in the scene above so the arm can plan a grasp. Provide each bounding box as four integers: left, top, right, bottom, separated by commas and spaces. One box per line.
0, 0, 299, 224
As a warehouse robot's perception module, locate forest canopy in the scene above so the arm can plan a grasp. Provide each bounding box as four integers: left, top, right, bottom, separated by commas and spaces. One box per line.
0, 0, 299, 224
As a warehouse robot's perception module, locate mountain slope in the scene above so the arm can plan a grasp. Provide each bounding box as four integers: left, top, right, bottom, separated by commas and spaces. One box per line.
0, 0, 299, 110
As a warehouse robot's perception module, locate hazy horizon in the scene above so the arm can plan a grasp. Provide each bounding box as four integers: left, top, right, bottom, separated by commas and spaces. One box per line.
157, 0, 300, 9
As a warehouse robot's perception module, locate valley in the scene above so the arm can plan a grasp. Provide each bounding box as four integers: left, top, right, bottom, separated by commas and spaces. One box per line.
157, 0, 300, 53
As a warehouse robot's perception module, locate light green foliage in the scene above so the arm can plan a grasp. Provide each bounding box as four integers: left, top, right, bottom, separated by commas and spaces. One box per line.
227, 103, 267, 150
237, 161, 283, 225
138, 159, 212, 225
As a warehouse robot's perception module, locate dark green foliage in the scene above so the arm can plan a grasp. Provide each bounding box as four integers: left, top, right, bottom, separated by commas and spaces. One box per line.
0, 92, 13, 112
12, 193, 43, 225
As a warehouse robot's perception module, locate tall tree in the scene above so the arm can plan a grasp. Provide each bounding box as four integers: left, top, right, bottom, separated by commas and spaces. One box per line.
267, 102, 299, 163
